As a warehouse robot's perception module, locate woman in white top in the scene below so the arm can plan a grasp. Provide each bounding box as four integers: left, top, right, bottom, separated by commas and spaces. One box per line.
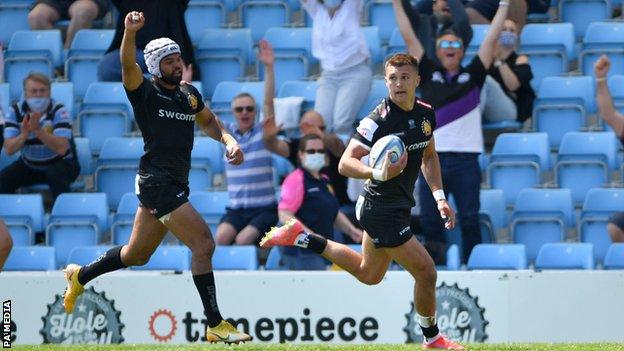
303, 0, 373, 135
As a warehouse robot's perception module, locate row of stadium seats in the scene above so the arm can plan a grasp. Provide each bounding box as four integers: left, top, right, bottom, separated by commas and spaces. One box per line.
1, 186, 622, 265
5, 242, 623, 271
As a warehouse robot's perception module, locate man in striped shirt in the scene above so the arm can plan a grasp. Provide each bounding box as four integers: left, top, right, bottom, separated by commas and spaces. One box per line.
215, 40, 278, 245
0, 73, 79, 200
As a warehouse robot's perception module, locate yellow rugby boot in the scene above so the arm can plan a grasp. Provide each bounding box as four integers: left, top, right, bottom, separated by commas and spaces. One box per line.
206, 320, 252, 344
62, 264, 85, 313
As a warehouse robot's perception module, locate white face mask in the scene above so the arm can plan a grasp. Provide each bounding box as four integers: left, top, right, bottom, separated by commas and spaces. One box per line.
303, 153, 325, 172
26, 97, 50, 113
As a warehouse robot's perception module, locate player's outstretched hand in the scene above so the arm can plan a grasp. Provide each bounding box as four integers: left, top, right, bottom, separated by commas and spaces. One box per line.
124, 11, 145, 32
383, 150, 408, 180
437, 199, 455, 230
594, 55, 610, 79
226, 143, 244, 165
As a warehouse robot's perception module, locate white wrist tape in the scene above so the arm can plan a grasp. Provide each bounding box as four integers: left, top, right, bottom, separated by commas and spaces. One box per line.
371, 168, 387, 181
433, 189, 446, 201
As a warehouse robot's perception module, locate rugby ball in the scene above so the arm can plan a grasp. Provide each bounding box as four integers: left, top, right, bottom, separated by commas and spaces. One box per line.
368, 135, 406, 169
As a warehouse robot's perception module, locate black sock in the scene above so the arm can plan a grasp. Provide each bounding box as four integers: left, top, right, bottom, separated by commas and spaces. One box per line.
77, 246, 127, 285
192, 272, 224, 328
294, 232, 328, 254
421, 324, 440, 339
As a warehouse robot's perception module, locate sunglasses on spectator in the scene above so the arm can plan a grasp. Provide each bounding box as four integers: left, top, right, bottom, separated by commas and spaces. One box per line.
233, 106, 255, 113
305, 149, 326, 154
437, 40, 463, 49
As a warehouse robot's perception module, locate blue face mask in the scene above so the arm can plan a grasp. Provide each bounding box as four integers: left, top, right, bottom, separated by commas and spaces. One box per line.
26, 97, 50, 113
499, 31, 518, 49
323, 0, 342, 9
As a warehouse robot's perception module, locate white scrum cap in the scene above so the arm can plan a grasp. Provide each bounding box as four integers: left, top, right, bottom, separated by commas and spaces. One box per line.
144, 37, 181, 78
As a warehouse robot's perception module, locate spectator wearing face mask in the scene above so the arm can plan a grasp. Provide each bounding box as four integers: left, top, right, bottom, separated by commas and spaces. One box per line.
276, 134, 363, 270
481, 18, 535, 123
0, 73, 80, 200
303, 0, 373, 135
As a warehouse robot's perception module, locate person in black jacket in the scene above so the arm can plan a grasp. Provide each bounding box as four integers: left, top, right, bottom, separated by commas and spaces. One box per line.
400, 0, 472, 64
97, 0, 197, 82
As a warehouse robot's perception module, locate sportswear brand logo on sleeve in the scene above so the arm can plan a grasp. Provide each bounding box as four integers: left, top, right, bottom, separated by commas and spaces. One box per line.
158, 109, 196, 122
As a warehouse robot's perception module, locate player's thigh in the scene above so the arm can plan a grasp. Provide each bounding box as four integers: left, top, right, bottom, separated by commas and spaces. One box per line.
360, 231, 393, 280
124, 206, 168, 262
385, 236, 436, 280
165, 202, 213, 249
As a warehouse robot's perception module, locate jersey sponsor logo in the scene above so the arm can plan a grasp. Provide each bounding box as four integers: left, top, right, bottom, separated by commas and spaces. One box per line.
457, 72, 471, 84
403, 282, 488, 343
422, 120, 432, 136
157, 109, 196, 122
398, 226, 410, 236
356, 118, 379, 142
187, 94, 198, 110
406, 140, 430, 151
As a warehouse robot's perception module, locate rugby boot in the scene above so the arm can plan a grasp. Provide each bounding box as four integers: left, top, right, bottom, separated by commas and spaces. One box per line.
62, 264, 85, 313
206, 320, 252, 344
423, 334, 465, 350
259, 218, 305, 248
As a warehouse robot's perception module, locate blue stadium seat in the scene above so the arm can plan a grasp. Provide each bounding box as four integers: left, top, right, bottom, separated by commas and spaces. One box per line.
46, 193, 109, 267
74, 137, 94, 178
261, 27, 314, 92
211, 81, 264, 126
190, 137, 219, 191
112, 192, 140, 245
604, 243, 624, 269
462, 24, 490, 66
0, 194, 45, 246
240, 1, 290, 41
196, 29, 253, 98
189, 191, 229, 234
535, 242, 594, 270
0, 83, 10, 115
362, 26, 383, 66
479, 189, 506, 243
95, 137, 143, 209
213, 245, 259, 270
78, 82, 134, 153
66, 246, 112, 266
386, 28, 406, 59
487, 133, 550, 204
511, 188, 573, 262
365, 0, 396, 43
519, 23, 575, 90
446, 244, 461, 271
555, 132, 619, 204
559, 0, 610, 40
4, 30, 63, 102
185, 0, 226, 45
278, 80, 318, 111
579, 22, 624, 78
65, 29, 114, 99
51, 82, 75, 120
467, 244, 528, 270
132, 245, 190, 271
265, 247, 286, 270
4, 246, 56, 271
579, 188, 624, 262
0, 2, 30, 48
356, 79, 386, 121
534, 76, 595, 148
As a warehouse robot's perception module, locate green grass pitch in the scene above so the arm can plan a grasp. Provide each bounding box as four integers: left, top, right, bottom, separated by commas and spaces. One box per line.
9, 344, 624, 350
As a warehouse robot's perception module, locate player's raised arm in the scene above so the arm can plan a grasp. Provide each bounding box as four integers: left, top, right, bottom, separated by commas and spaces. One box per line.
120, 11, 145, 91
196, 107, 244, 165
420, 135, 455, 229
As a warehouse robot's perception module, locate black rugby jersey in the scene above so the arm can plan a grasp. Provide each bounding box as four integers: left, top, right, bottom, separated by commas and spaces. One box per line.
352, 97, 436, 207
125, 78, 205, 184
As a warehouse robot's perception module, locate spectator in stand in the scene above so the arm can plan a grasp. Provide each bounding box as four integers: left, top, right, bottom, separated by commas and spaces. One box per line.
278, 134, 363, 270
594, 55, 624, 243
482, 18, 535, 123
98, 0, 195, 82
303, 0, 372, 135
0, 111, 11, 272
465, 0, 548, 32
28, 0, 109, 49
393, 0, 508, 263
0, 73, 80, 200
215, 40, 278, 246
400, 0, 473, 64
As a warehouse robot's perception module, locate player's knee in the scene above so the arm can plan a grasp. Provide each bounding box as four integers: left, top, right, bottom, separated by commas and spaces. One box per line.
358, 271, 384, 286
191, 237, 215, 260
418, 260, 437, 287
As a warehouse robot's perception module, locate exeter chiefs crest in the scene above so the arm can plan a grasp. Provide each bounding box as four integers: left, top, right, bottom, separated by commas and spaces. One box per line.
403, 282, 488, 343
188, 94, 198, 110
422, 120, 432, 136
